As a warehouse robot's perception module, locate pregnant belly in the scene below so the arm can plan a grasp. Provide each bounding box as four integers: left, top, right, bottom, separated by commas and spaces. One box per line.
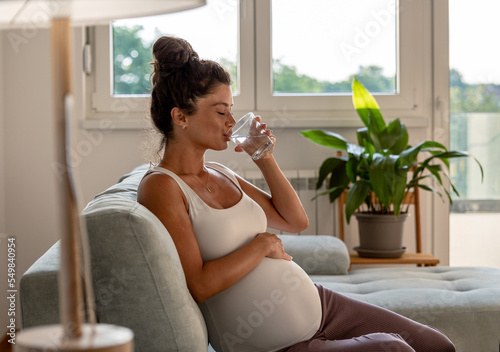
202, 258, 322, 352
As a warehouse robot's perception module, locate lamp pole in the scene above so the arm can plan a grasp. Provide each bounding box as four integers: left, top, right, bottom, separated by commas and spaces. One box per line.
51, 16, 84, 339
14, 17, 133, 352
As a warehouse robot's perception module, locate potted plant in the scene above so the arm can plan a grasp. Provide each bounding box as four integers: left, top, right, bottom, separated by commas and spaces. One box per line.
301, 78, 483, 258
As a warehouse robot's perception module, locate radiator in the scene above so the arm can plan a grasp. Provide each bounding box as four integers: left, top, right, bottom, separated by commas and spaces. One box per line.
238, 169, 337, 236
239, 169, 417, 253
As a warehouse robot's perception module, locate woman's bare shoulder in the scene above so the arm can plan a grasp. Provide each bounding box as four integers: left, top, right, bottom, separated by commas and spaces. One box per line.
137, 171, 188, 212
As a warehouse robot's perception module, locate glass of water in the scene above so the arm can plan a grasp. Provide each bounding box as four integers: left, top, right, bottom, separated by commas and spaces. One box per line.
230, 112, 274, 160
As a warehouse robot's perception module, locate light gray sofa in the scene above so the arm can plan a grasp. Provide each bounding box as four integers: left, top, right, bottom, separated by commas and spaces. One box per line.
20, 165, 500, 352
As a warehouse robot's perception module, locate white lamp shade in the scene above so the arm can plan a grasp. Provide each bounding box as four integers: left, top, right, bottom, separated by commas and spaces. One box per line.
0, 0, 206, 28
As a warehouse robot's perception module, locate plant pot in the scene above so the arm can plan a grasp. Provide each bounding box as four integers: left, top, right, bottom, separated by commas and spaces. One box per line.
354, 212, 409, 258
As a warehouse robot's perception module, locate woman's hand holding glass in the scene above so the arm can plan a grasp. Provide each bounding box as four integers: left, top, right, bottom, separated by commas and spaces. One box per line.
230, 112, 275, 160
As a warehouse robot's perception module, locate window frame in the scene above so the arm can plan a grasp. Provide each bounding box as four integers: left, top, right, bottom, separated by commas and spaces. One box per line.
256, 0, 427, 121
86, 0, 254, 122
85, 0, 432, 128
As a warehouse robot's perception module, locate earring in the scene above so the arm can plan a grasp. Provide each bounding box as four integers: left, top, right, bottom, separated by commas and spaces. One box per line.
182, 125, 187, 130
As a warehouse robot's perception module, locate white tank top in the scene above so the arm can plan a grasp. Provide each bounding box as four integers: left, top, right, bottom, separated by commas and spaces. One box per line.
151, 162, 321, 352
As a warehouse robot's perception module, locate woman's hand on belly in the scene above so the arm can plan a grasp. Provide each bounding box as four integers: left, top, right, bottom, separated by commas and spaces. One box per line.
255, 232, 293, 261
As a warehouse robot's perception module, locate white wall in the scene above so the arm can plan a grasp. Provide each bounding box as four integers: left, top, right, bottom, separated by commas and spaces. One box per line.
3, 27, 60, 265
0, 28, 5, 232
0, 30, 8, 336
1, 28, 57, 334
0, 27, 147, 334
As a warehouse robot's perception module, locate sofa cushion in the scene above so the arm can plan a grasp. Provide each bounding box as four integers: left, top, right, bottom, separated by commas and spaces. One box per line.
312, 267, 500, 352
83, 172, 208, 351
279, 234, 350, 275
93, 164, 149, 202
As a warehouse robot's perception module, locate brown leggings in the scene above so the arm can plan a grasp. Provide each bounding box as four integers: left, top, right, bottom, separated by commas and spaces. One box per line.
278, 285, 456, 352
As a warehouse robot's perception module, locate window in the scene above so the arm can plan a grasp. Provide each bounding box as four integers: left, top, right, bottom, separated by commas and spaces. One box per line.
449, 0, 500, 268
86, 0, 431, 126
88, 0, 253, 120
255, 0, 427, 116
449, 0, 500, 210
271, 0, 397, 95
112, 0, 239, 96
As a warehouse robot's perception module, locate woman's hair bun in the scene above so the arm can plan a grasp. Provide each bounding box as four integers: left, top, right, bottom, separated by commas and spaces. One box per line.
152, 36, 199, 77
149, 35, 231, 154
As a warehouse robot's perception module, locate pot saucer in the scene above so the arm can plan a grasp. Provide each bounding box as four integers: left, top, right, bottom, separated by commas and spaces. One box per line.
354, 246, 406, 259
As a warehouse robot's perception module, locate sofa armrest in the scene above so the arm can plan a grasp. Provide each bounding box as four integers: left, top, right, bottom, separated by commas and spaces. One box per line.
20, 241, 60, 328
279, 235, 350, 275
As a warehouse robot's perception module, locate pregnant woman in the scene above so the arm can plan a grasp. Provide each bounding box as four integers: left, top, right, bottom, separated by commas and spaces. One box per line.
138, 36, 455, 352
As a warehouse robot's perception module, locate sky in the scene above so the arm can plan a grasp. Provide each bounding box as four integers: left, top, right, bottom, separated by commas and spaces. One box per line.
114, 0, 238, 66
449, 0, 500, 84
115, 0, 500, 85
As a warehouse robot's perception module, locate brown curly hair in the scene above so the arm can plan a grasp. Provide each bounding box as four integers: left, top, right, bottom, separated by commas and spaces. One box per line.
149, 36, 232, 151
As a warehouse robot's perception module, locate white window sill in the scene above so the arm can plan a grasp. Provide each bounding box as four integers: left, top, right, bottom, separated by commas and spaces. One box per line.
81, 114, 428, 130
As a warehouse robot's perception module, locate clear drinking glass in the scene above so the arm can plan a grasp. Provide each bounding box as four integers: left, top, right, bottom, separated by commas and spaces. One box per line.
230, 112, 274, 160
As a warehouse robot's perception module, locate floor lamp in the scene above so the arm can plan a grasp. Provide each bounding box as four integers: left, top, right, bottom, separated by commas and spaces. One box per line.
0, 1, 205, 351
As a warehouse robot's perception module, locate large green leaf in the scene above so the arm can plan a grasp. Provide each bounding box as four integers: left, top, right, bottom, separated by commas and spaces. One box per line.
419, 163, 444, 186
364, 140, 376, 157
312, 186, 346, 201
345, 158, 359, 183
391, 168, 408, 216
389, 123, 409, 154
424, 150, 451, 169
328, 170, 350, 203
301, 130, 348, 150
329, 162, 350, 202
376, 118, 409, 154
314, 157, 350, 203
413, 183, 445, 201
416, 164, 461, 198
316, 157, 346, 189
356, 127, 371, 147
420, 140, 448, 151
352, 78, 386, 135
399, 141, 447, 167
421, 151, 484, 182
369, 130, 383, 151
345, 180, 371, 223
408, 172, 453, 203
368, 153, 398, 210
378, 118, 403, 150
